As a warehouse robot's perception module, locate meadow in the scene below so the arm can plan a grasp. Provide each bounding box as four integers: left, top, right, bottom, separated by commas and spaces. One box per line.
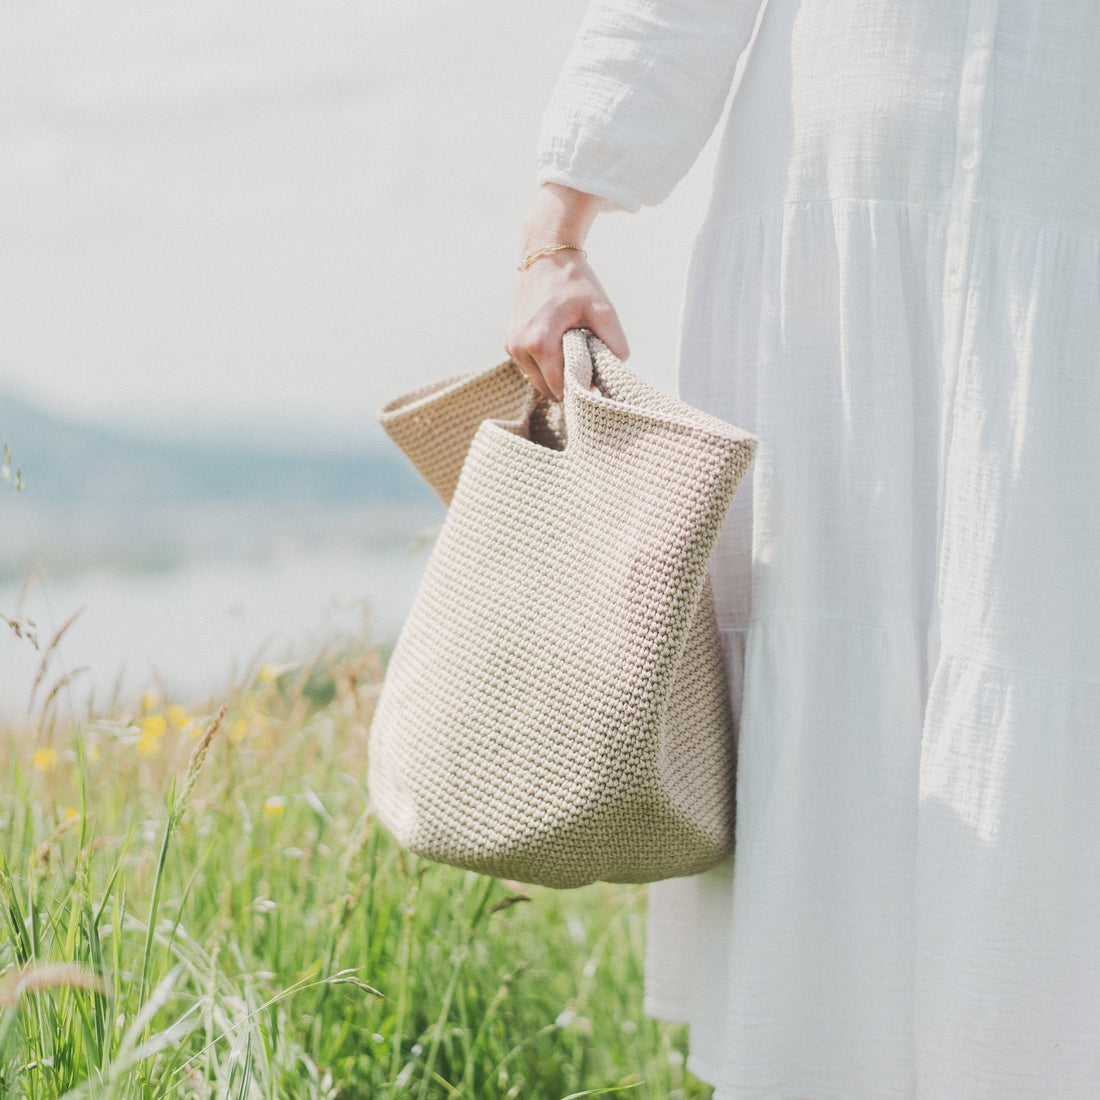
0, 618, 716, 1099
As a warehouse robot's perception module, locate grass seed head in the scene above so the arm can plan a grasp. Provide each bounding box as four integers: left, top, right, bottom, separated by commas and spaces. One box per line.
0, 963, 106, 1009
171, 704, 227, 827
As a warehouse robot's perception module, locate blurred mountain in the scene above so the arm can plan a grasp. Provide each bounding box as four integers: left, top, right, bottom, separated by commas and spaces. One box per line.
0, 392, 442, 580
0, 391, 434, 508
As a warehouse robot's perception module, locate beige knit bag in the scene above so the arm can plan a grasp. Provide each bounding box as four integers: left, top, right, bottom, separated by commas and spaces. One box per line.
369, 330, 757, 888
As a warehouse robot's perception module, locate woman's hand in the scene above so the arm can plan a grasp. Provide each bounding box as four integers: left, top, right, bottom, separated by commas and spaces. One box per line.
505, 184, 630, 401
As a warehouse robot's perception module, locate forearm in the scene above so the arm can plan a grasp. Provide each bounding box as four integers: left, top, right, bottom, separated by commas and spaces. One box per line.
520, 183, 605, 254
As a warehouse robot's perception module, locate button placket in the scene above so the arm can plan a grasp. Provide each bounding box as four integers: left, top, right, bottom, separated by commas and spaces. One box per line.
928, 0, 1002, 674
938, 0, 1000, 400
942, 1, 998, 333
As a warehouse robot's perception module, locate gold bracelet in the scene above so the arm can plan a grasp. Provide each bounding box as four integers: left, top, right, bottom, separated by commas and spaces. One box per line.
517, 244, 587, 271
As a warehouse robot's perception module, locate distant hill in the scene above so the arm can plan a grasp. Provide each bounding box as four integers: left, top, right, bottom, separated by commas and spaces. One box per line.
0, 392, 436, 509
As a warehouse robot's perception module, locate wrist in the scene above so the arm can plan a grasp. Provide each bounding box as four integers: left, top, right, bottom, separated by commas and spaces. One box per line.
517, 244, 588, 272
521, 183, 602, 253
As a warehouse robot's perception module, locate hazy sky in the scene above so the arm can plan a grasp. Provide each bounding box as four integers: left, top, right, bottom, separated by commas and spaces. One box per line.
2, 0, 719, 447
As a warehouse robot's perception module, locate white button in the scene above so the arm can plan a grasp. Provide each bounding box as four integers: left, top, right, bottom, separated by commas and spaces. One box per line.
972, 31, 990, 50
961, 153, 978, 172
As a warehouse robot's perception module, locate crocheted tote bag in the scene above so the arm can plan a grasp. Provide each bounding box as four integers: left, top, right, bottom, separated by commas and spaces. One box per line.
368, 329, 757, 888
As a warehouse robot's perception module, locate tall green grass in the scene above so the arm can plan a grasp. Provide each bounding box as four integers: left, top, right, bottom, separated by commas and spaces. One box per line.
0, 634, 714, 1099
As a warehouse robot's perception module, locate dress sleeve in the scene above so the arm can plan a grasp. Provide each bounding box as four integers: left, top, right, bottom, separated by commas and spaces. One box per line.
536, 0, 767, 211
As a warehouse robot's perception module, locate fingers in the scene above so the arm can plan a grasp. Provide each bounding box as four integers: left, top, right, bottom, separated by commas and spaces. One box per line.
509, 346, 558, 402
506, 325, 566, 400
505, 255, 628, 402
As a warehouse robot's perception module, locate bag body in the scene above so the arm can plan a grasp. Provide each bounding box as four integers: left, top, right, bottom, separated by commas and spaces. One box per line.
369, 330, 757, 888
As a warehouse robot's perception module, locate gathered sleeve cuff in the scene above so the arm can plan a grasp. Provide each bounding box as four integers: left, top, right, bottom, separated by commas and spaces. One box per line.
536, 0, 767, 212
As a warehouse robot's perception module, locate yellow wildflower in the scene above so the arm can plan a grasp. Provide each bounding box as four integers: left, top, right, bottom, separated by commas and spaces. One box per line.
141, 714, 167, 739
256, 664, 278, 684
167, 705, 189, 729
140, 689, 159, 714
32, 747, 58, 773
232, 717, 249, 742
64, 806, 80, 821
138, 714, 167, 757
262, 796, 287, 820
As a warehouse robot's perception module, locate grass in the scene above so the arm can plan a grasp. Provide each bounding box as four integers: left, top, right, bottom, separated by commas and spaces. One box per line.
0, 628, 715, 1099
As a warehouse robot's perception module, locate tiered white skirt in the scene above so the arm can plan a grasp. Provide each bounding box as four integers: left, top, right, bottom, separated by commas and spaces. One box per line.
646, 198, 1100, 1099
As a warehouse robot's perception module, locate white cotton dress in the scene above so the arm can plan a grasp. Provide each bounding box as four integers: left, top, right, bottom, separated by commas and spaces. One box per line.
537, 2, 1100, 1098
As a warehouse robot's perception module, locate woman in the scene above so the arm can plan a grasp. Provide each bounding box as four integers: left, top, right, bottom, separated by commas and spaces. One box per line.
506, 2, 1100, 1097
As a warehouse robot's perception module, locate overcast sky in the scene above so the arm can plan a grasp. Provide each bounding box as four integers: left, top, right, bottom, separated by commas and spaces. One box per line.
1, 0, 719, 447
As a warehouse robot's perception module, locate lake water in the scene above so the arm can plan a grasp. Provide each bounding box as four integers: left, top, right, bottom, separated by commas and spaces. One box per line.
0, 539, 434, 719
